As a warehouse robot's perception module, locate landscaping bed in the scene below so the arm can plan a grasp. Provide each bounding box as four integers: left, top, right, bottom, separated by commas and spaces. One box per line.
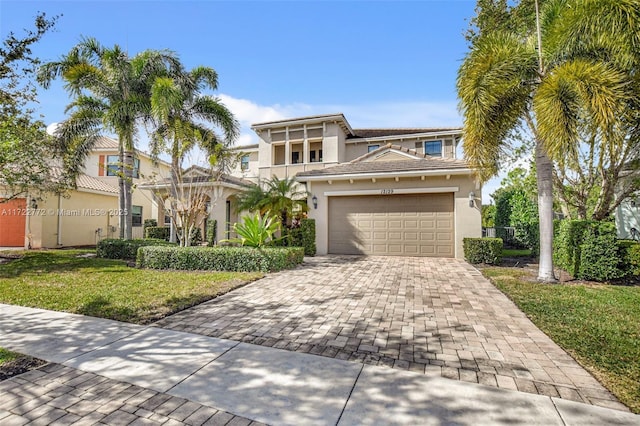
478, 259, 640, 413
0, 348, 45, 381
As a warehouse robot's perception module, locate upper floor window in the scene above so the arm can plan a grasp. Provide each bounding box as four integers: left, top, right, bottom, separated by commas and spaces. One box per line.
368, 144, 380, 153
106, 155, 140, 177
291, 151, 301, 164
240, 155, 250, 171
424, 140, 442, 156
106, 155, 119, 176
132, 158, 140, 178
310, 149, 323, 163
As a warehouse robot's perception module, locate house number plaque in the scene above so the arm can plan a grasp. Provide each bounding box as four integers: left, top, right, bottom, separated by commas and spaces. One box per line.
380, 189, 394, 195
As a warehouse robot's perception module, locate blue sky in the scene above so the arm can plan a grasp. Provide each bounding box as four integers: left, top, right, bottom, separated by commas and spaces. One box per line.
1, 0, 504, 201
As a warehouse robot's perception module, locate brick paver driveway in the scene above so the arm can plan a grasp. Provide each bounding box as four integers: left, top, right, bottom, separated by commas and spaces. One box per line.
155, 256, 625, 411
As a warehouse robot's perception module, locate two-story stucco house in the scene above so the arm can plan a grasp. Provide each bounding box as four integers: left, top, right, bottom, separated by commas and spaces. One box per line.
0, 137, 171, 248
227, 113, 482, 258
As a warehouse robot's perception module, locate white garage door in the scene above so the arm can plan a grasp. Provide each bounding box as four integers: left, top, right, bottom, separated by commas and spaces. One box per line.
328, 193, 454, 257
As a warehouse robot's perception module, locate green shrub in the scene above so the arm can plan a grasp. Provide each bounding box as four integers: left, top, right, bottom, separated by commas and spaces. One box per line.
617, 240, 640, 277
97, 238, 174, 260
137, 246, 304, 272
554, 220, 592, 277
578, 222, 624, 281
290, 218, 316, 256
624, 242, 640, 276
463, 238, 503, 265
143, 219, 157, 233
223, 213, 280, 248
206, 220, 217, 246
145, 226, 170, 241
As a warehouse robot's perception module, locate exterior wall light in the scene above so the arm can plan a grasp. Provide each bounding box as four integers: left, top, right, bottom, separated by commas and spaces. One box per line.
312, 195, 318, 209
469, 191, 475, 208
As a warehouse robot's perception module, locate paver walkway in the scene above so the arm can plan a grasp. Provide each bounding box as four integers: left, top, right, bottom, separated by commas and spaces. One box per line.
2, 304, 639, 425
155, 256, 626, 411
0, 364, 258, 426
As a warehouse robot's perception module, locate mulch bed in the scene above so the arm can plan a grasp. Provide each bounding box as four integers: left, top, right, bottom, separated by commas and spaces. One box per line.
0, 356, 47, 381
478, 256, 640, 286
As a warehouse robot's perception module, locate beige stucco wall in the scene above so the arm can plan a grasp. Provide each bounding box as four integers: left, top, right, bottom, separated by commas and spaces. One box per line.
30, 190, 120, 248
344, 135, 458, 162
303, 174, 481, 259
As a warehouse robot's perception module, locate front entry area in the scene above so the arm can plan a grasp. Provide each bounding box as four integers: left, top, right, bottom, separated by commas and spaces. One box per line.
328, 193, 454, 257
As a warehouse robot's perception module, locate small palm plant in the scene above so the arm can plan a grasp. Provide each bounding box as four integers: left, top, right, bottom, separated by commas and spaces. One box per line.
222, 213, 280, 248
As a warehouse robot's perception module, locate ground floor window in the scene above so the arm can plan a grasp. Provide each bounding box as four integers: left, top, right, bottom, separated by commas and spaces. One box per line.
132, 205, 143, 227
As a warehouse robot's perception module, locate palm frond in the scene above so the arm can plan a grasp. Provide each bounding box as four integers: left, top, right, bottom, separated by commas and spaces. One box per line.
457, 31, 537, 181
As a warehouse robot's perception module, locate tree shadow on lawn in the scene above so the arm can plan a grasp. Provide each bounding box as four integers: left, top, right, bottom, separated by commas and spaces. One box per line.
0, 251, 128, 278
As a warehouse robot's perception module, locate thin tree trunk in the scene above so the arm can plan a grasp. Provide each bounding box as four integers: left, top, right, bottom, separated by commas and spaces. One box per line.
169, 157, 180, 244
536, 141, 557, 282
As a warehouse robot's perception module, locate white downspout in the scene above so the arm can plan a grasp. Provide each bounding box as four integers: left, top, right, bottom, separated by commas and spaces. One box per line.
57, 194, 62, 246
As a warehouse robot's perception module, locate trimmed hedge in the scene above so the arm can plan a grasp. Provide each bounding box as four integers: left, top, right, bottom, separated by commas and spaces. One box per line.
619, 240, 640, 276
578, 222, 623, 281
206, 220, 217, 246
554, 220, 592, 277
96, 238, 175, 260
145, 226, 203, 246
463, 238, 503, 265
290, 218, 316, 256
145, 226, 170, 241
137, 246, 304, 272
554, 220, 640, 281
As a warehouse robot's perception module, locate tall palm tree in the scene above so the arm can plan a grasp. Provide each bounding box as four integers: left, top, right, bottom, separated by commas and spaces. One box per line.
38, 37, 181, 239
457, 0, 633, 281
148, 65, 239, 243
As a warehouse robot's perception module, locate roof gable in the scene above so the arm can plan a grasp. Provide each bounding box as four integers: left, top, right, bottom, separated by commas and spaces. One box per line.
353, 144, 433, 163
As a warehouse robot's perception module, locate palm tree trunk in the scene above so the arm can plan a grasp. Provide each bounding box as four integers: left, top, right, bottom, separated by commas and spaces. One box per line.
536, 140, 557, 282
123, 150, 134, 240
118, 145, 125, 239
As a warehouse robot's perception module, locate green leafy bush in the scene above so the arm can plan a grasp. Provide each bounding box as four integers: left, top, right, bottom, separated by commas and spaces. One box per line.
137, 246, 304, 272
579, 222, 624, 281
290, 218, 316, 256
223, 213, 280, 248
97, 238, 174, 260
463, 238, 503, 265
554, 220, 592, 277
143, 219, 157, 233
617, 240, 640, 277
206, 219, 217, 246
145, 226, 170, 241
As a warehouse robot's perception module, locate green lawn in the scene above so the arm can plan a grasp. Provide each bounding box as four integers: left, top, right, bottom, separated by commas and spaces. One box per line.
482, 267, 640, 413
0, 348, 19, 366
502, 248, 532, 257
0, 249, 263, 324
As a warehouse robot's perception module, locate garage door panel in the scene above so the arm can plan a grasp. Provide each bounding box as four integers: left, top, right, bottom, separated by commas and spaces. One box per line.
329, 193, 454, 257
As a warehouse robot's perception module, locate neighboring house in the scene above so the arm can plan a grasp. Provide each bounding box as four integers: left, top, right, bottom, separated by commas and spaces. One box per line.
615, 196, 640, 240
0, 136, 171, 248
229, 113, 482, 258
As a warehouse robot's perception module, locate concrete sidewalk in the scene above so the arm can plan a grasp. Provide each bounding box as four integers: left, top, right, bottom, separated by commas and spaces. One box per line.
1, 304, 638, 426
